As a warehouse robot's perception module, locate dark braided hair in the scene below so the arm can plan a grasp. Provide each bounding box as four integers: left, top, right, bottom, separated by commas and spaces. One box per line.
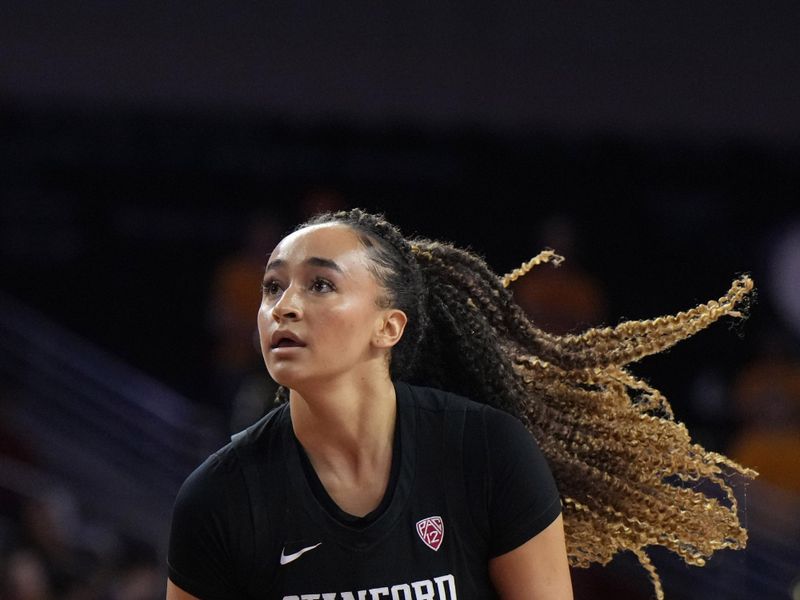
280, 208, 755, 600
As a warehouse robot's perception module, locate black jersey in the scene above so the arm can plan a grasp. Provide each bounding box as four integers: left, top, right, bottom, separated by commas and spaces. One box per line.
168, 382, 561, 599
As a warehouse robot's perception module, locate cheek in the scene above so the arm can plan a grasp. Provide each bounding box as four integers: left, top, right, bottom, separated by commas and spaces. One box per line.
256, 304, 272, 340
256, 304, 266, 329
323, 303, 377, 346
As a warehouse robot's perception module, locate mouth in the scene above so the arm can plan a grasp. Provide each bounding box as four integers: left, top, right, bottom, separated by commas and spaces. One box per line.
270, 332, 307, 349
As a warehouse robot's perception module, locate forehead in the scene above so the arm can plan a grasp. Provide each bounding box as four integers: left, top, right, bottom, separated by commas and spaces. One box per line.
268, 223, 368, 266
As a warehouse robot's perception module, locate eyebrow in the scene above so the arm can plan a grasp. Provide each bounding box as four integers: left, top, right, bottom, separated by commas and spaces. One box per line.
265, 257, 343, 273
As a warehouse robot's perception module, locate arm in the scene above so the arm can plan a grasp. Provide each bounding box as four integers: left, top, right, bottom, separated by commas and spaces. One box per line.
167, 579, 202, 600
489, 514, 573, 600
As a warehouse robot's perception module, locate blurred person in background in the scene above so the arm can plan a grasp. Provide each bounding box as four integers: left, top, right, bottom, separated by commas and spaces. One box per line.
99, 538, 162, 600
508, 215, 607, 335
2, 549, 52, 600
728, 329, 800, 495
207, 213, 285, 430
726, 219, 800, 526
2, 491, 95, 600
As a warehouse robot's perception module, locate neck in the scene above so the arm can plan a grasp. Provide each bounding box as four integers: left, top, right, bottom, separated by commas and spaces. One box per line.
289, 372, 397, 467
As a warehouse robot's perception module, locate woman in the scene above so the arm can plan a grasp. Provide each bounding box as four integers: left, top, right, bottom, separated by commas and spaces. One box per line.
167, 209, 754, 599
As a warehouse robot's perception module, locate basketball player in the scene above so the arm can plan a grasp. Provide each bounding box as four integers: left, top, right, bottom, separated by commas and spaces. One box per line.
167, 209, 754, 600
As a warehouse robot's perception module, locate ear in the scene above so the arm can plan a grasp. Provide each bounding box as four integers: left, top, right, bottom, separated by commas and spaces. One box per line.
374, 309, 408, 349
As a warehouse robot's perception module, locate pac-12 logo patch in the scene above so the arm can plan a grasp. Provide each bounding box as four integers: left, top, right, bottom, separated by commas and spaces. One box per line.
416, 516, 444, 551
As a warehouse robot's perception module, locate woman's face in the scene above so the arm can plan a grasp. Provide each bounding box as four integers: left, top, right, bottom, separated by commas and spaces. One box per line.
258, 223, 399, 389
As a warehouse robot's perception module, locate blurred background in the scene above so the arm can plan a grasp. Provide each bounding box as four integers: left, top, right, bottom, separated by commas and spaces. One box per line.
2, 2, 799, 599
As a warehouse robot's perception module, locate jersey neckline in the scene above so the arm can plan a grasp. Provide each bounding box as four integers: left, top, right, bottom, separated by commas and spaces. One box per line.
293, 403, 402, 529
282, 381, 417, 551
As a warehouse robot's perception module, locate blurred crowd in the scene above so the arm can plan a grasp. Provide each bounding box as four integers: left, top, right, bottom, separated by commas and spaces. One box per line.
1, 495, 160, 600
0, 399, 162, 599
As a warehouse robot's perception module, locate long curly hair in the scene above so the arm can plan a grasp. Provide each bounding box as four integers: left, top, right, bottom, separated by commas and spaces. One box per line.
289, 208, 756, 599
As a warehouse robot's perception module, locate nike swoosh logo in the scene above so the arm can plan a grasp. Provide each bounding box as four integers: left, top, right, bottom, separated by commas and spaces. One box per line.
279, 542, 322, 565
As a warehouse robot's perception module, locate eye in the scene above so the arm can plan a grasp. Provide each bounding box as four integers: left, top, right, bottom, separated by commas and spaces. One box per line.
311, 277, 335, 293
262, 279, 283, 296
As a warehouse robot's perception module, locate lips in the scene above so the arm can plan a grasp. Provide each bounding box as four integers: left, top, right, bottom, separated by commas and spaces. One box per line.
270, 330, 306, 349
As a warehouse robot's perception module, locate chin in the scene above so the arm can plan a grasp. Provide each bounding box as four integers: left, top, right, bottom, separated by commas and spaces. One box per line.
265, 364, 291, 387
265, 362, 309, 390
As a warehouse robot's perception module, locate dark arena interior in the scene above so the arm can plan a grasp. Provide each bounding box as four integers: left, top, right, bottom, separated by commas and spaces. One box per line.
1, 3, 799, 599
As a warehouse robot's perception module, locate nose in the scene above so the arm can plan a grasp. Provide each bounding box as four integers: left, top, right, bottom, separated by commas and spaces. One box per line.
271, 285, 303, 321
